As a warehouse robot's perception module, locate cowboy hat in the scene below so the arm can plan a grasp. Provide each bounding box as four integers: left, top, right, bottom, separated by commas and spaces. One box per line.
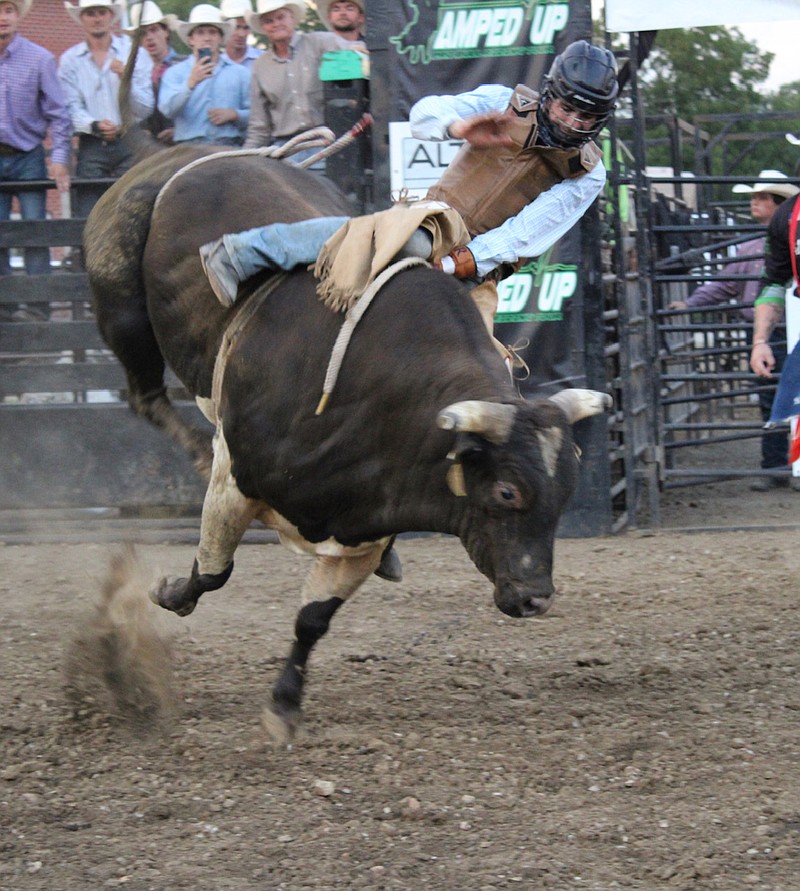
6, 0, 32, 17
220, 0, 253, 19
732, 169, 799, 200
315, 0, 364, 31
173, 3, 235, 42
64, 0, 124, 25
123, 0, 177, 33
247, 0, 307, 36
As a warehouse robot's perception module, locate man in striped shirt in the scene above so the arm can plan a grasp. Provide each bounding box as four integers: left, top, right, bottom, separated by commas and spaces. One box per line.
0, 0, 72, 279
59, 0, 154, 220
200, 40, 617, 301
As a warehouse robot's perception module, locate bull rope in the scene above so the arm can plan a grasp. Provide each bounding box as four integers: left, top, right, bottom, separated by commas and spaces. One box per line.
152, 128, 335, 215
315, 256, 428, 415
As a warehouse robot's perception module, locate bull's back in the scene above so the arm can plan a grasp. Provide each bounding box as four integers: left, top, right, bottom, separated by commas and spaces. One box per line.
221, 266, 513, 531
143, 156, 353, 396
85, 145, 220, 361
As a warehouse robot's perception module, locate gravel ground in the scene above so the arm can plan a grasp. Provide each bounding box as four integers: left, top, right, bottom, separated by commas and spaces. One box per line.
1, 515, 799, 890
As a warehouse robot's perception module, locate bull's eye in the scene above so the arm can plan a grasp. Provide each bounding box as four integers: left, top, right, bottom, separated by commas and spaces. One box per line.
493, 481, 523, 508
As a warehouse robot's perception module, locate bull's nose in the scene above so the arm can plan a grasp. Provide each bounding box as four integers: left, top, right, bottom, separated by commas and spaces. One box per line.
494, 582, 555, 618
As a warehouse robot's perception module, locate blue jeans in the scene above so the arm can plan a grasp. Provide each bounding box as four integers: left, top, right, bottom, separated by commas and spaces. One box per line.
73, 136, 133, 220
225, 216, 350, 280
0, 144, 50, 276
760, 327, 789, 468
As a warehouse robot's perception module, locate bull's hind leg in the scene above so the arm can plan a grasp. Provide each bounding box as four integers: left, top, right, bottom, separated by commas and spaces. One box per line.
152, 425, 257, 616
95, 290, 213, 480
266, 547, 383, 739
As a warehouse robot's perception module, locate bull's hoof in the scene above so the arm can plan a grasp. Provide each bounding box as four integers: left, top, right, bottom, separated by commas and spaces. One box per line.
374, 544, 403, 583
150, 576, 199, 617
150, 561, 233, 617
261, 703, 301, 747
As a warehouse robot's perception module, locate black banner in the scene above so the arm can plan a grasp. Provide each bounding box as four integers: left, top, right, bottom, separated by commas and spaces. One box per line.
374, 0, 594, 395
388, 0, 592, 115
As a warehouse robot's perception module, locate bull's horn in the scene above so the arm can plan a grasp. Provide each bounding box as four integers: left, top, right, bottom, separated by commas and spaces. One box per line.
437, 401, 518, 445
548, 388, 612, 424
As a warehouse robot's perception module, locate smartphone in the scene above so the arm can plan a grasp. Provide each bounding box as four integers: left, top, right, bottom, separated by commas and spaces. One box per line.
198, 48, 212, 63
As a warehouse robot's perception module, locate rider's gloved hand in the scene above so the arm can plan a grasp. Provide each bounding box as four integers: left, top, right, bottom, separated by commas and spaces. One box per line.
434, 245, 476, 279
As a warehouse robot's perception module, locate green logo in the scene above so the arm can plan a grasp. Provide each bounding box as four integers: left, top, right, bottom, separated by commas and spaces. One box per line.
390, 0, 570, 64
495, 249, 578, 323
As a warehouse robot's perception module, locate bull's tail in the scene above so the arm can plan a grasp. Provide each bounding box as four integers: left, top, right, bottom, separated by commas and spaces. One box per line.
118, 12, 162, 163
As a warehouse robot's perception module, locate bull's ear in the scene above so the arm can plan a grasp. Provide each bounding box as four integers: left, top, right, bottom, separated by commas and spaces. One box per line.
445, 434, 484, 497
449, 432, 485, 461
548, 389, 612, 424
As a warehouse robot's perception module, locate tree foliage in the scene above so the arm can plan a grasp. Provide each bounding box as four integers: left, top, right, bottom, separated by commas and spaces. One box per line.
638, 26, 771, 118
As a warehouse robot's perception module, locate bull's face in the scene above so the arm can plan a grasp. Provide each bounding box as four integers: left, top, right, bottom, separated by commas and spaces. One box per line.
437, 390, 611, 618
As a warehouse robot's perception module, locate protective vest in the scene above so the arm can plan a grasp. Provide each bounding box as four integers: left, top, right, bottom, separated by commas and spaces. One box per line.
426, 85, 602, 238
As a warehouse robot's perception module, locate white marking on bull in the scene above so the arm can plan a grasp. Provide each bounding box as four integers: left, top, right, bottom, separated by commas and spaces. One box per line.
536, 426, 563, 478
195, 423, 388, 602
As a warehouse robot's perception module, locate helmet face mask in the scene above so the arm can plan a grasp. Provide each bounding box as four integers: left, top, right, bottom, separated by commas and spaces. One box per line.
536, 40, 619, 148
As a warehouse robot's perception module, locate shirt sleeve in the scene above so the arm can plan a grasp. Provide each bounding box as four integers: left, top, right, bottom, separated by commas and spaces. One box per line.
409, 85, 513, 141
58, 51, 94, 135
467, 159, 607, 277
235, 67, 250, 131
760, 199, 794, 290
128, 48, 155, 120
158, 65, 192, 118
244, 68, 271, 148
40, 54, 73, 165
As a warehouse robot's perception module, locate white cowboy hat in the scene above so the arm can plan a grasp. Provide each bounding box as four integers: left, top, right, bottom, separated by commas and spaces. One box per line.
220, 0, 253, 19
732, 169, 799, 200
7, 0, 32, 17
315, 0, 364, 31
174, 3, 235, 42
64, 0, 124, 25
123, 0, 177, 33
247, 0, 307, 36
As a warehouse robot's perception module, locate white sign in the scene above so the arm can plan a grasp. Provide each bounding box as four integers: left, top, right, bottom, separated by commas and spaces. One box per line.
389, 121, 463, 200
606, 0, 800, 31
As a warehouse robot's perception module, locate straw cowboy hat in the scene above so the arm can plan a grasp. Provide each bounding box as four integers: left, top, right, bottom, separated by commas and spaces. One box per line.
247, 0, 307, 36
315, 0, 364, 31
732, 169, 800, 201
220, 0, 254, 19
173, 3, 235, 42
64, 0, 124, 25
7, 0, 33, 17
123, 0, 177, 34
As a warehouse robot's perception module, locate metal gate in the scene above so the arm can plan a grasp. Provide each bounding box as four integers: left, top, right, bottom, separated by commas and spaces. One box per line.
0, 180, 208, 511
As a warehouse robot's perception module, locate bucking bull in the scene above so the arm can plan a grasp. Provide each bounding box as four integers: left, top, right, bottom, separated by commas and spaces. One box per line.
84, 145, 610, 737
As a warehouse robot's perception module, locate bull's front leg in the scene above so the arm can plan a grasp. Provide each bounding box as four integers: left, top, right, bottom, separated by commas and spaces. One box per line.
152, 425, 257, 616
265, 547, 382, 740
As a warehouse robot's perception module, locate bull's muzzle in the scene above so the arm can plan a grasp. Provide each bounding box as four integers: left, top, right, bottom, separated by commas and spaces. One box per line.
494, 580, 555, 618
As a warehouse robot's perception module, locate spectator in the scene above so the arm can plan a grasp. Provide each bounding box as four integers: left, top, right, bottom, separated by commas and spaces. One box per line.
750, 174, 800, 489
670, 171, 799, 489
124, 0, 184, 144
158, 4, 250, 146
316, 0, 365, 43
0, 0, 72, 287
220, 0, 262, 69
59, 0, 154, 220
243, 0, 342, 162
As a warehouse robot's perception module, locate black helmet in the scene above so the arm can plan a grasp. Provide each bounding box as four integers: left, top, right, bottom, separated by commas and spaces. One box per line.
537, 40, 619, 148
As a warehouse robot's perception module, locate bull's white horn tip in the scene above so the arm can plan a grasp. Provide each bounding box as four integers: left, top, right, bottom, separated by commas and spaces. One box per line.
437, 411, 457, 431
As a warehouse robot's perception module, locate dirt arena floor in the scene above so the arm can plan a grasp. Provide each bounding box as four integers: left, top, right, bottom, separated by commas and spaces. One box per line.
1, 475, 799, 890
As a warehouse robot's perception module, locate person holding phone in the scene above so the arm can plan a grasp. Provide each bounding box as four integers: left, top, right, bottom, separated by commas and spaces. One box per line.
158, 3, 251, 145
